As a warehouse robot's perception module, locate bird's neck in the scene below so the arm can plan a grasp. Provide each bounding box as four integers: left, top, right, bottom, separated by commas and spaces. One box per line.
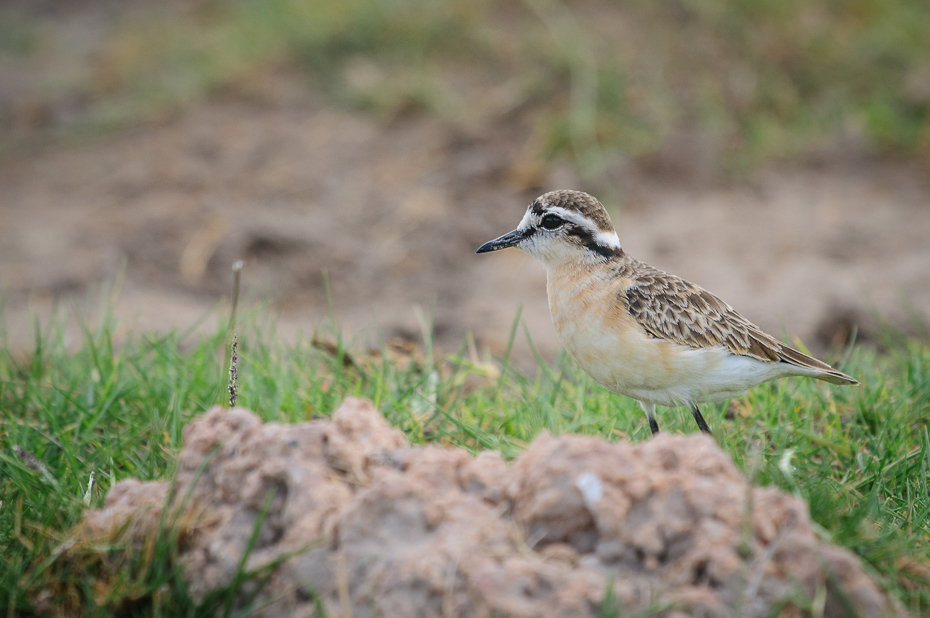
545, 251, 627, 296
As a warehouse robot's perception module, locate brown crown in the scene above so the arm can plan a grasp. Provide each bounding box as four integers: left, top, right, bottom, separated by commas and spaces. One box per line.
532, 190, 614, 233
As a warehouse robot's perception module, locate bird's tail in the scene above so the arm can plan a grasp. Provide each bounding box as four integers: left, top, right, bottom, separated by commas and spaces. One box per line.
778, 345, 859, 385
812, 369, 859, 386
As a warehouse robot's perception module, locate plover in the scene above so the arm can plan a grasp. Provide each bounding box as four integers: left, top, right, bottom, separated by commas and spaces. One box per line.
477, 190, 857, 435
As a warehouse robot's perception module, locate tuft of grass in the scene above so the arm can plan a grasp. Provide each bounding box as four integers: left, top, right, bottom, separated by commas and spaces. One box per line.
1, 308, 929, 614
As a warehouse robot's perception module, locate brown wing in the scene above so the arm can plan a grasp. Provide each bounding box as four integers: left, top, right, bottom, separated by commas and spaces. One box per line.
621, 263, 857, 384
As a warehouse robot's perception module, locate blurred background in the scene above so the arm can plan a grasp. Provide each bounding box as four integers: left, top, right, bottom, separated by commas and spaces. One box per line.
1, 0, 928, 359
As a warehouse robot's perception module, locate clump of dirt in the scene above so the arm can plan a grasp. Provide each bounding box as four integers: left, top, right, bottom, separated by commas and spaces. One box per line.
78, 398, 897, 617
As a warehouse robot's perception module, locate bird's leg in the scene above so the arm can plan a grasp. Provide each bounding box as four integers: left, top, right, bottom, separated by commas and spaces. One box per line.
689, 403, 711, 434
639, 402, 659, 436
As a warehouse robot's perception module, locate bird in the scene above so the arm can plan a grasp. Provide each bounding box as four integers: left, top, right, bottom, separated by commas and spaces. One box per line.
476, 190, 858, 435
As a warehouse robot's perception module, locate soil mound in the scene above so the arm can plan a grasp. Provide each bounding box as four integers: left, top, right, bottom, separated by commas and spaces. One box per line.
81, 398, 894, 617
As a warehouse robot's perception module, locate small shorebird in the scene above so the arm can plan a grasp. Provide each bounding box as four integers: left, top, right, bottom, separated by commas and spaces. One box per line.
477, 190, 857, 435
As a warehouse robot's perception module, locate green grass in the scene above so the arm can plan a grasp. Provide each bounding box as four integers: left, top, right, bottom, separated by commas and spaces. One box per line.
4, 0, 930, 171
1, 308, 929, 615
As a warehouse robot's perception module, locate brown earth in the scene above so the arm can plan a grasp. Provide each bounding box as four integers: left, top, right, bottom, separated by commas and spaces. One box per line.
76, 398, 900, 617
1, 65, 929, 360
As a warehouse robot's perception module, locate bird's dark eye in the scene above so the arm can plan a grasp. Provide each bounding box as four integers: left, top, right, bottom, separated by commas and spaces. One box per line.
540, 214, 564, 230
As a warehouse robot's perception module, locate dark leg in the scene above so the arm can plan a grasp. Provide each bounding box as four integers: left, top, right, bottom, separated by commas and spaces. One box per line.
648, 416, 660, 436
689, 403, 711, 434
639, 402, 659, 436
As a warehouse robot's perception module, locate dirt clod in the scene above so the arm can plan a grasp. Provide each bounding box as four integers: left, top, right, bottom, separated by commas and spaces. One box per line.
78, 398, 896, 617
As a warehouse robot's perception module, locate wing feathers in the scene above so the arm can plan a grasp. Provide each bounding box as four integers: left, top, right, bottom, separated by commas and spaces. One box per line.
621, 260, 857, 384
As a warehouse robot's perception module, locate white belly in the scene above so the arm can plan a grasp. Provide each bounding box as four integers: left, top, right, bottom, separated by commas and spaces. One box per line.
559, 320, 787, 405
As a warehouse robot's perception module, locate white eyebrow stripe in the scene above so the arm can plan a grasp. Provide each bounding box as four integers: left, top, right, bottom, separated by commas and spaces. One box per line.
521, 202, 623, 252
596, 230, 622, 249
544, 205, 623, 252
517, 208, 535, 231
546, 206, 616, 237
543, 206, 600, 234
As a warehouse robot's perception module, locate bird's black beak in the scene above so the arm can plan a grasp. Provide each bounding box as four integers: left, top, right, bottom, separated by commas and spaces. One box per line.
476, 229, 525, 254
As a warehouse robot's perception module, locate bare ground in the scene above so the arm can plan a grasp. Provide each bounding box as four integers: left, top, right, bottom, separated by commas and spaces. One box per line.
2, 69, 929, 360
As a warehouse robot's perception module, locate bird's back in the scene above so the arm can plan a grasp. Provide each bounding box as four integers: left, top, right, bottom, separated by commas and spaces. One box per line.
617, 256, 857, 384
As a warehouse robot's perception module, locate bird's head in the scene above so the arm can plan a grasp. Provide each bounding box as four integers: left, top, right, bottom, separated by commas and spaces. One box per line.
476, 190, 623, 267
